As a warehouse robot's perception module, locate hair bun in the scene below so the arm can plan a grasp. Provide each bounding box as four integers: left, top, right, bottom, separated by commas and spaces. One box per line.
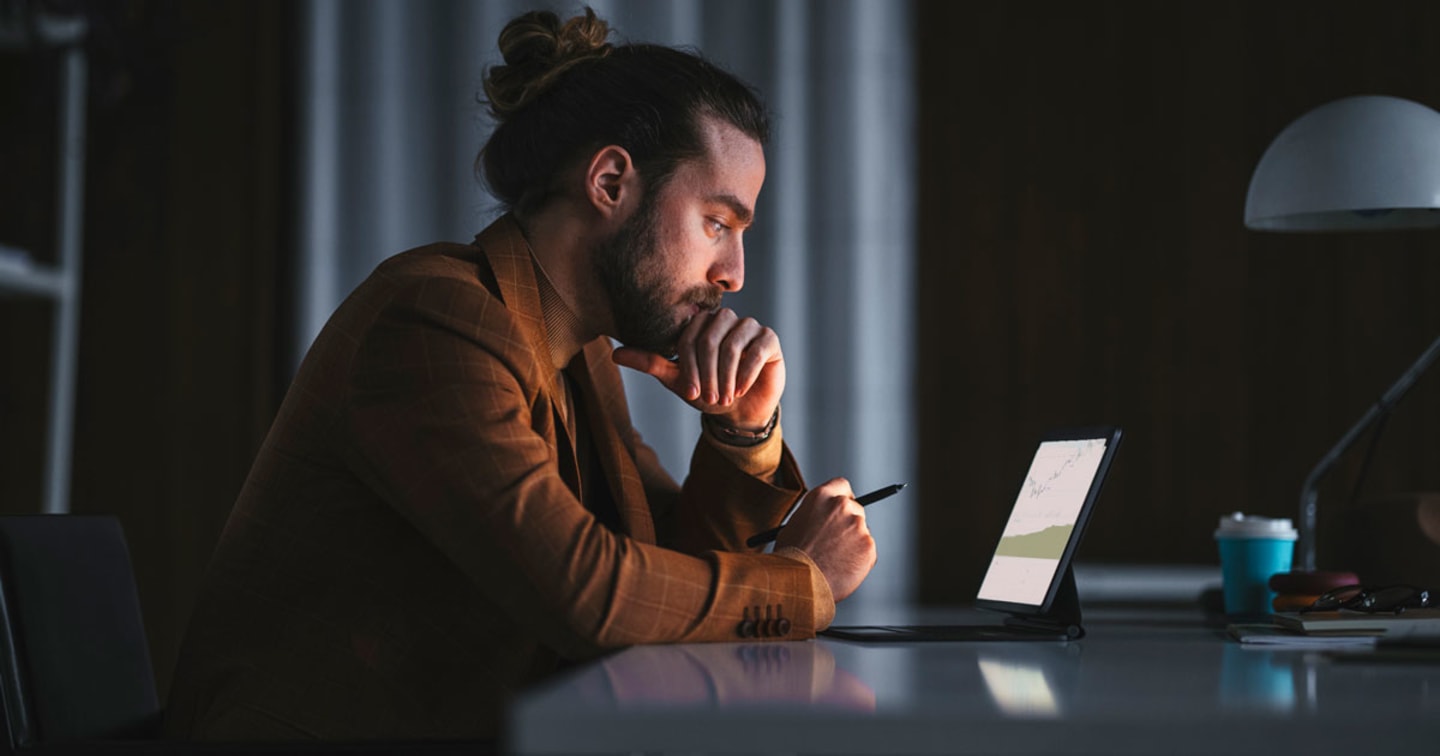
484, 7, 612, 120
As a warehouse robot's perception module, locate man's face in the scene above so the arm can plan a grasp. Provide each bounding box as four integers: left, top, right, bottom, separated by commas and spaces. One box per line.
593, 119, 766, 356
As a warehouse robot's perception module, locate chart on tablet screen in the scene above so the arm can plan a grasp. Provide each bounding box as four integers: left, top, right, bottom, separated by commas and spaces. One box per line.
977, 439, 1107, 605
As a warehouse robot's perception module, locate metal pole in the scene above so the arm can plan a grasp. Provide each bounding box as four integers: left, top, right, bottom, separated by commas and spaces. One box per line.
43, 43, 86, 514
1296, 332, 1440, 570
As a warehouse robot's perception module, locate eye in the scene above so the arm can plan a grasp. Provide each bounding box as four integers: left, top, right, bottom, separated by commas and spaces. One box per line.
705, 217, 730, 237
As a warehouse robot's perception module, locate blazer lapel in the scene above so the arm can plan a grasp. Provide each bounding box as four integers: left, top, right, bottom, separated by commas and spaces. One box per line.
474, 216, 580, 495
571, 341, 656, 544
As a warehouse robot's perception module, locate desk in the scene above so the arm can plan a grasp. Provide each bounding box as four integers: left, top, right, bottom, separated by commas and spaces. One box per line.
508, 607, 1440, 754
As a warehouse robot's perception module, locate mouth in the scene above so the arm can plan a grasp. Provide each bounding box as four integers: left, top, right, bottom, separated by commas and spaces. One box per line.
689, 289, 724, 313
686, 296, 723, 322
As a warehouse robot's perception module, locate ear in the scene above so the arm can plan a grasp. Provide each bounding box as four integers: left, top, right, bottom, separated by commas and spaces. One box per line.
584, 145, 638, 219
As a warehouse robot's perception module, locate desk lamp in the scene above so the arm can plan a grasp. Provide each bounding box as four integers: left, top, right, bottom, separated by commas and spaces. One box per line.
1245, 95, 1440, 578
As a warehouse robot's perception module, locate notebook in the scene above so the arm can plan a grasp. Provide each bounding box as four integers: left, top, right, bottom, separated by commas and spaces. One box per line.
821, 426, 1123, 642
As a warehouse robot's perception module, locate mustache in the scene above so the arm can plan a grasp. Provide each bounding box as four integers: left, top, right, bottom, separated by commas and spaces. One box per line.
684, 286, 724, 312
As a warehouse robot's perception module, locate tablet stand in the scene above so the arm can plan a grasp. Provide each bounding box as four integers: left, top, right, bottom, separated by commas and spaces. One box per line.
1002, 567, 1085, 640
817, 565, 1087, 643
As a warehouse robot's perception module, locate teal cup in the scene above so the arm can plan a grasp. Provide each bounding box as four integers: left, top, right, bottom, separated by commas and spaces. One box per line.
1214, 513, 1297, 615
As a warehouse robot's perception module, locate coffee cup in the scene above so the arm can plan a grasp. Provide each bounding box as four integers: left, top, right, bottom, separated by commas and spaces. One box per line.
1214, 513, 1297, 615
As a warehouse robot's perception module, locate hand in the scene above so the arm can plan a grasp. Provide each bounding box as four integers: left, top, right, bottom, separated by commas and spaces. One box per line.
773, 478, 877, 602
612, 308, 785, 430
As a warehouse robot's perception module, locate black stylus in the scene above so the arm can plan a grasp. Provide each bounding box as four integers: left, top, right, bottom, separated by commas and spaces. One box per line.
745, 483, 906, 548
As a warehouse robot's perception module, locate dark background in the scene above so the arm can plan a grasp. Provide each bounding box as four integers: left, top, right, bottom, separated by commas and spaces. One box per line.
3, 0, 1440, 697
914, 1, 1440, 603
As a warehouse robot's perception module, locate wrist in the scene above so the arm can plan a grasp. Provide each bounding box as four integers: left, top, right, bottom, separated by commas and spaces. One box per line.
702, 405, 780, 447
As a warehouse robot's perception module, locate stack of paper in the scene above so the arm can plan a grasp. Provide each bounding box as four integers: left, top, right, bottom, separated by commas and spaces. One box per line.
1228, 624, 1379, 647
1229, 608, 1440, 648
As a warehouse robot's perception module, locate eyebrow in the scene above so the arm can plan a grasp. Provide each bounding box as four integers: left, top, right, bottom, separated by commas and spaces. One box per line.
708, 193, 754, 227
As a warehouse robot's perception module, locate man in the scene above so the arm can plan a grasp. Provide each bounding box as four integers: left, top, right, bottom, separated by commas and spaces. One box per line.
165, 7, 876, 742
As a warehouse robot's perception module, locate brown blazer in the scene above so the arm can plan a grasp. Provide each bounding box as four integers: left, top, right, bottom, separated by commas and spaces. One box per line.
163, 216, 827, 742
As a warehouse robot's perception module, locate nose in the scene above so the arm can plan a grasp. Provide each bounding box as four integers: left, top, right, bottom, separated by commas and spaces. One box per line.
710, 236, 745, 292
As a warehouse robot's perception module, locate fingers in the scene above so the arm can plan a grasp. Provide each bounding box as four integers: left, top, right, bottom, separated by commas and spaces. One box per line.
800, 478, 868, 535
617, 307, 783, 414
816, 476, 872, 549
671, 312, 710, 402
775, 477, 877, 602
611, 346, 681, 388
679, 308, 778, 407
734, 327, 779, 399
813, 476, 856, 504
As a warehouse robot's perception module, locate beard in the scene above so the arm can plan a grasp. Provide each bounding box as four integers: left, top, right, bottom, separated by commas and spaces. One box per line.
592, 192, 722, 357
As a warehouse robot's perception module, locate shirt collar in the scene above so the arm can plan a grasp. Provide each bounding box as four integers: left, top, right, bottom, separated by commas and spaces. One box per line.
529, 246, 593, 370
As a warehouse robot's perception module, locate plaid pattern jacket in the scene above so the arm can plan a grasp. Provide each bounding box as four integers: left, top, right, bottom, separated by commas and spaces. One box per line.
164, 216, 825, 741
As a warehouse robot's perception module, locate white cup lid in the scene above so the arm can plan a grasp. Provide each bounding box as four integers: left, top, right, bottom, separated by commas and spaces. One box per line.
1213, 511, 1298, 540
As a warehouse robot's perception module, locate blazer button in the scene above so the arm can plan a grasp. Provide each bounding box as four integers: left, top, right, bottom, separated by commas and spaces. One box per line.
737, 607, 758, 638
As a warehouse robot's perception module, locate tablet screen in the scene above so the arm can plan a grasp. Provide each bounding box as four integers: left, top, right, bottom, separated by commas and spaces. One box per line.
976, 434, 1114, 608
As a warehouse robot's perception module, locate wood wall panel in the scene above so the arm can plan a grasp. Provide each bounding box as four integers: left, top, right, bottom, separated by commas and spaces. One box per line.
917, 0, 1440, 603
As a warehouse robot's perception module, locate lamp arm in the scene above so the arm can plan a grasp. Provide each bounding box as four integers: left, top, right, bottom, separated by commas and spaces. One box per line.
1296, 332, 1440, 571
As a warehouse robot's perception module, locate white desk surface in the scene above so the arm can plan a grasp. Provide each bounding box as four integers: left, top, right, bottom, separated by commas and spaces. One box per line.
507, 606, 1440, 754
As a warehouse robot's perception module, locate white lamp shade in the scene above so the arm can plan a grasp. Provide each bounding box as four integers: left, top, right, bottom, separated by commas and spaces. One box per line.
1245, 95, 1440, 231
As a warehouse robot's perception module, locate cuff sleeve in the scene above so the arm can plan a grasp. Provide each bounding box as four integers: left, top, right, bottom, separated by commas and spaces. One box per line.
771, 546, 836, 630
701, 418, 784, 481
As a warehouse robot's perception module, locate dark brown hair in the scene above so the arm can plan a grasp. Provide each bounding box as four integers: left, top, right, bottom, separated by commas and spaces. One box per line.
478, 7, 770, 215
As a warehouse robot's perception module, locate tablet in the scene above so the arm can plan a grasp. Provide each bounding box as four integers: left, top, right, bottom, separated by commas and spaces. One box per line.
973, 427, 1123, 617
822, 426, 1123, 642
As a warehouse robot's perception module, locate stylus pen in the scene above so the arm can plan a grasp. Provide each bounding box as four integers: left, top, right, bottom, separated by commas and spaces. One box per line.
745, 483, 906, 548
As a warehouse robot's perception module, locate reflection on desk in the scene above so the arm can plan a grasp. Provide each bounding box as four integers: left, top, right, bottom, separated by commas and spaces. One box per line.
509, 608, 1440, 754
975, 644, 1081, 718
574, 641, 875, 712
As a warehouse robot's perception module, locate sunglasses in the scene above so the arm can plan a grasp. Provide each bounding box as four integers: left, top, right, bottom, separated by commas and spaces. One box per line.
1300, 584, 1432, 614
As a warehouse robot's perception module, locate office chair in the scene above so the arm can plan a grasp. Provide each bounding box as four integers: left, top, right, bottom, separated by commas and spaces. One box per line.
0, 516, 487, 755
0, 515, 161, 752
